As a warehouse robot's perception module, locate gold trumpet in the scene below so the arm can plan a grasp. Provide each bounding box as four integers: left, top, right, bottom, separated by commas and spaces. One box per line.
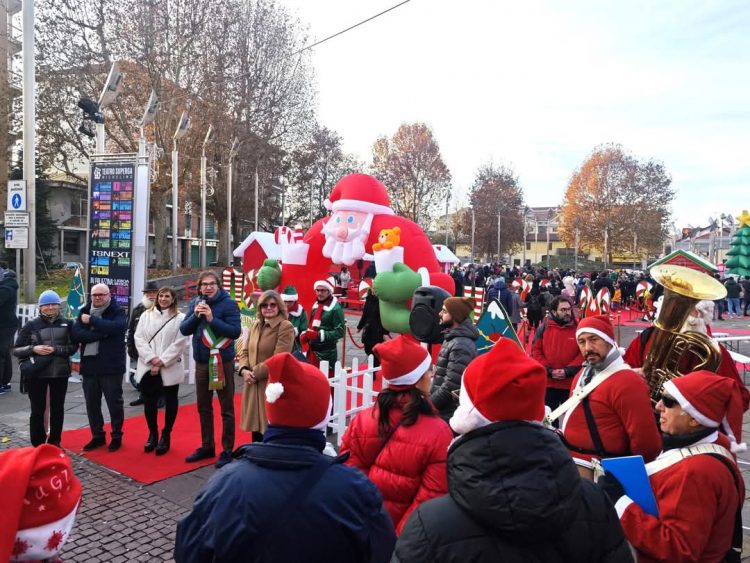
642, 264, 727, 405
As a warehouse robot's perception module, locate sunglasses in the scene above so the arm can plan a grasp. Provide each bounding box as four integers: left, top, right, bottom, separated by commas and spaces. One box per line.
660, 394, 679, 408
260, 302, 278, 309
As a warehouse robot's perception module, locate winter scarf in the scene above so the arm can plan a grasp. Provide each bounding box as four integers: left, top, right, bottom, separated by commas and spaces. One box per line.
83, 299, 109, 356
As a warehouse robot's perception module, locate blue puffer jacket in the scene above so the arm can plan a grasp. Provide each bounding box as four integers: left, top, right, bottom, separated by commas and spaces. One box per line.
486, 279, 514, 315
174, 438, 397, 563
70, 299, 127, 376
180, 289, 241, 363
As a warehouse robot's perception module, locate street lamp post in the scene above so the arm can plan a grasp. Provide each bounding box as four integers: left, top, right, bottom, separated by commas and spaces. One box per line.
574, 218, 580, 272
470, 208, 476, 263
21, 0, 36, 300
226, 137, 239, 265
497, 211, 501, 264
200, 125, 213, 268
534, 215, 539, 265
546, 208, 553, 269
522, 207, 529, 267
445, 194, 450, 246
171, 111, 190, 270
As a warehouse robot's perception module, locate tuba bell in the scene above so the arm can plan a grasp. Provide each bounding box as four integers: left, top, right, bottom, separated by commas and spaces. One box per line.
642, 265, 727, 405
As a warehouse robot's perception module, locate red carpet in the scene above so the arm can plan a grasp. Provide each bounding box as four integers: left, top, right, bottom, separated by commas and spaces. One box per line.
61, 394, 251, 484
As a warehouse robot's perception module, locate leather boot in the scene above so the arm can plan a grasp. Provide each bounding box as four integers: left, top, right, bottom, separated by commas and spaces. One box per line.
155, 431, 171, 456
144, 431, 158, 453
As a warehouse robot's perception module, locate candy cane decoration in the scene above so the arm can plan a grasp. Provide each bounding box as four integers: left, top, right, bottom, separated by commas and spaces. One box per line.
222, 267, 244, 304
274, 225, 293, 246
596, 288, 611, 315
636, 280, 652, 298
464, 286, 484, 320
579, 285, 592, 311
358, 279, 372, 300
291, 224, 304, 244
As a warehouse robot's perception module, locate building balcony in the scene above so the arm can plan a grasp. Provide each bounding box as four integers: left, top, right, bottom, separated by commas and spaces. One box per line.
7, 0, 22, 15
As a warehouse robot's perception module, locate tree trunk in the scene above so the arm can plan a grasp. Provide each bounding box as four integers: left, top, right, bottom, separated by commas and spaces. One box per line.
151, 190, 170, 268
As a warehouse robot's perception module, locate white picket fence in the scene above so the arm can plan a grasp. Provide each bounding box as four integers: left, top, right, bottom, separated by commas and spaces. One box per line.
16, 303, 38, 330
321, 355, 382, 445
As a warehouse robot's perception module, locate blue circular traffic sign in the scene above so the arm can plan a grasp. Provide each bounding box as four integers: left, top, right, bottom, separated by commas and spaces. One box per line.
11, 194, 22, 209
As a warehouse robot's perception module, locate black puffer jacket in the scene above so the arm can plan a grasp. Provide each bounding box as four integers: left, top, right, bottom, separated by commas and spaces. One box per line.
13, 316, 77, 378
393, 421, 633, 563
429, 319, 479, 421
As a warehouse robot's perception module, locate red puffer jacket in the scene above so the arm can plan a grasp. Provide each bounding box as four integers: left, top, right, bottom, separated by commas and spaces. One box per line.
530, 318, 584, 390
341, 400, 452, 534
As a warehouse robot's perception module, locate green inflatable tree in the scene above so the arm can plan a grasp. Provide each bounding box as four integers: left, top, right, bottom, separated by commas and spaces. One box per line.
725, 210, 750, 277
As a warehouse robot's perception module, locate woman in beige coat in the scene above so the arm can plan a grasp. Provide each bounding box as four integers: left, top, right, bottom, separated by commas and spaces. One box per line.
238, 290, 294, 441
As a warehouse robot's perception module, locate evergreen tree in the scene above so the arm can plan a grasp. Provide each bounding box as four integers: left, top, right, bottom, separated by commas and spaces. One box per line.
725, 210, 750, 277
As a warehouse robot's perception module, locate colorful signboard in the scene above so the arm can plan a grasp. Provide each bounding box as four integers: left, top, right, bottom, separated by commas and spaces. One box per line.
87, 161, 136, 313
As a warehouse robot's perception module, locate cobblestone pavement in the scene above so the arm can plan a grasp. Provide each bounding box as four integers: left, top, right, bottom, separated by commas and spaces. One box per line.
2, 311, 750, 560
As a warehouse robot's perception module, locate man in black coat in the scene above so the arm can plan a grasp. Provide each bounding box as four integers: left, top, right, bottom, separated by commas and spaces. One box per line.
395, 339, 633, 563
71, 284, 128, 452
0, 264, 18, 394
175, 353, 395, 563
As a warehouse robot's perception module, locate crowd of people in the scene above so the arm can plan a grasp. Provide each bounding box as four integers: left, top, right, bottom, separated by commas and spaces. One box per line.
3, 262, 750, 562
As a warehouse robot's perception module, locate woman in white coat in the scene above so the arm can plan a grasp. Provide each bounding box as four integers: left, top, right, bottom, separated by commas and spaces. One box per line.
134, 287, 189, 455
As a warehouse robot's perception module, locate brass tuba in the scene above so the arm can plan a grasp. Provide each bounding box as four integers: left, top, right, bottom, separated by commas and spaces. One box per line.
642, 264, 727, 405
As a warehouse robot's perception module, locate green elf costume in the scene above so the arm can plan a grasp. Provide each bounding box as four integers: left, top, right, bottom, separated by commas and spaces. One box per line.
303, 279, 345, 370
281, 285, 308, 356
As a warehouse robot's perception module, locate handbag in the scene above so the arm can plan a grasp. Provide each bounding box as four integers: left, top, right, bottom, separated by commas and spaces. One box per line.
138, 315, 178, 396
18, 331, 55, 379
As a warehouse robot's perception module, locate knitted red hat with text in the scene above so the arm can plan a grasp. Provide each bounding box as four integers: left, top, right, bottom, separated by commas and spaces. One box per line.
449, 338, 547, 434
374, 335, 431, 388
575, 314, 617, 347
323, 174, 394, 216
664, 370, 747, 452
265, 353, 332, 430
0, 444, 82, 562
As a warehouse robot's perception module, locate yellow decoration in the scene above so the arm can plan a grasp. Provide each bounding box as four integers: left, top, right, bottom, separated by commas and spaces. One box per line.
372, 227, 401, 251
737, 209, 750, 229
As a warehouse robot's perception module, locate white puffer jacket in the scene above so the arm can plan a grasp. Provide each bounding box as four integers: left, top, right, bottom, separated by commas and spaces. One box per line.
134, 308, 189, 386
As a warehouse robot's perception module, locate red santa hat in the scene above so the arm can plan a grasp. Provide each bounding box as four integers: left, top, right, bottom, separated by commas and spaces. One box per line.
264, 353, 332, 430
323, 174, 394, 216
0, 444, 82, 562
449, 338, 547, 435
313, 278, 336, 293
374, 335, 431, 389
663, 370, 747, 453
575, 314, 617, 348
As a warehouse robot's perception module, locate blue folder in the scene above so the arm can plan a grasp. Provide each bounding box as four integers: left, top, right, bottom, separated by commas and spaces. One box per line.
601, 455, 659, 517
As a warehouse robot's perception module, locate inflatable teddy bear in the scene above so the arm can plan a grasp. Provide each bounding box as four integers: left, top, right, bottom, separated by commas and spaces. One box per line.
372, 227, 401, 251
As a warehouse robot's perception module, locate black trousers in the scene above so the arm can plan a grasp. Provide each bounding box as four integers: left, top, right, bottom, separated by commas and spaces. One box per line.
82, 372, 124, 440
0, 327, 15, 386
27, 377, 69, 446
142, 377, 179, 435
545, 387, 569, 428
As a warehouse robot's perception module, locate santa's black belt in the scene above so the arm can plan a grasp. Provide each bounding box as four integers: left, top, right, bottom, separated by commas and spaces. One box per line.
559, 435, 626, 458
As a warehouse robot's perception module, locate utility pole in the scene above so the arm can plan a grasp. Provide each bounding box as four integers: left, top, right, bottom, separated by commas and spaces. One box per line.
496, 211, 501, 263
254, 165, 259, 231
200, 125, 212, 268
226, 137, 239, 265
172, 110, 190, 270
574, 217, 580, 272
445, 194, 449, 246
470, 209, 475, 263
604, 225, 609, 270
22, 0, 35, 300
522, 208, 528, 267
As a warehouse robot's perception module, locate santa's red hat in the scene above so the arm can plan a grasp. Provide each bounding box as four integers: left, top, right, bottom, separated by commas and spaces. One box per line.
265, 353, 332, 430
313, 277, 336, 293
576, 314, 617, 347
374, 335, 431, 389
323, 174, 394, 216
0, 444, 82, 562
663, 370, 747, 452
449, 338, 547, 435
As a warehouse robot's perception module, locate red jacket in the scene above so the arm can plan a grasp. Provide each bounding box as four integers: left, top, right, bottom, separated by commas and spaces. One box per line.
623, 327, 750, 411
561, 357, 662, 467
340, 401, 452, 534
619, 433, 744, 563
530, 318, 584, 390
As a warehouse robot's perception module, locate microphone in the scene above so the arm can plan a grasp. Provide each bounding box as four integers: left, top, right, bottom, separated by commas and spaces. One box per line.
196, 294, 206, 317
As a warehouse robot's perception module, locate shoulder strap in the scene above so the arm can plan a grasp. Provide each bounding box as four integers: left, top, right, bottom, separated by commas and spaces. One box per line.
148, 314, 178, 344
547, 362, 624, 424
581, 397, 607, 457
707, 454, 743, 563
369, 420, 403, 468
638, 327, 653, 364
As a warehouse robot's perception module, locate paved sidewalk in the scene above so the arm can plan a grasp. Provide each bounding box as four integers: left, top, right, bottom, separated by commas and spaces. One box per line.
1, 312, 750, 560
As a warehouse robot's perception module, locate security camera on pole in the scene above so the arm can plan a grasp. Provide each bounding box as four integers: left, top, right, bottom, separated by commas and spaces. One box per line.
172, 110, 190, 271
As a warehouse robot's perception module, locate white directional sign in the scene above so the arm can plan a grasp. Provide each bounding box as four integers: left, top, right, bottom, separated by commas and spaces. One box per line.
7, 180, 26, 210
5, 227, 28, 249
4, 211, 30, 227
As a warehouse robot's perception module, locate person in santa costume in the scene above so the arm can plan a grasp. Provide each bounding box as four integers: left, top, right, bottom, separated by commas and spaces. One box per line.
599, 370, 745, 563
301, 279, 345, 370
555, 315, 661, 479
174, 353, 396, 563
623, 299, 750, 410
340, 335, 452, 534
0, 444, 82, 562
393, 339, 633, 562
280, 285, 308, 358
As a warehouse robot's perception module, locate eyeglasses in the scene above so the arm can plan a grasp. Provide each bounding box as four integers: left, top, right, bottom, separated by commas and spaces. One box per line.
260, 302, 278, 309
660, 394, 679, 408
91, 293, 109, 297
557, 308, 572, 313
200, 282, 217, 287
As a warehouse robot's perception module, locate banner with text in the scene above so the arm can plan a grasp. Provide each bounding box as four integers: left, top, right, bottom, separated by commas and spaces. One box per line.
87, 160, 136, 314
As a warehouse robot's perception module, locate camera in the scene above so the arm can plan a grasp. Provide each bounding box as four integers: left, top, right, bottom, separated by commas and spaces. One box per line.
409, 286, 451, 344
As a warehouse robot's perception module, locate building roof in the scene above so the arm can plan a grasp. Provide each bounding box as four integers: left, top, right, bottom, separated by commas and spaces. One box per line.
233, 231, 281, 259
648, 249, 718, 273
433, 244, 460, 264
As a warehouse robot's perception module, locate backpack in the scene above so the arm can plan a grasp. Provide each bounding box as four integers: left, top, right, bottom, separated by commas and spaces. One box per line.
527, 294, 542, 312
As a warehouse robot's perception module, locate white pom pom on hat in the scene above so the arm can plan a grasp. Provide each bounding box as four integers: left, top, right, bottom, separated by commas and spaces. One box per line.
265, 382, 285, 404
264, 353, 331, 430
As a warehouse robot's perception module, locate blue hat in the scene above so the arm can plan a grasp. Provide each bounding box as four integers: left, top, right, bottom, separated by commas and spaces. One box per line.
38, 290, 62, 306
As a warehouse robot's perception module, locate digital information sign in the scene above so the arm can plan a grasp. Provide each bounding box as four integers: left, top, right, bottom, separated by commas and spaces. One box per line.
87, 161, 136, 314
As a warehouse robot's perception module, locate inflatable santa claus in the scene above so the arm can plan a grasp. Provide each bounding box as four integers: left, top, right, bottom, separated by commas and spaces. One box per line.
256, 173, 453, 333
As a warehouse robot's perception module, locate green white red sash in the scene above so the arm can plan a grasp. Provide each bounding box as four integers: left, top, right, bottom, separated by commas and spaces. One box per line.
201, 326, 232, 390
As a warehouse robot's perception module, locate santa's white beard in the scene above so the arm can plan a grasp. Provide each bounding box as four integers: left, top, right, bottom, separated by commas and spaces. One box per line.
681, 316, 707, 335
322, 223, 369, 265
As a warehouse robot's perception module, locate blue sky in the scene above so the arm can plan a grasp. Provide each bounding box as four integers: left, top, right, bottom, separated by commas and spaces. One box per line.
279, 0, 750, 230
